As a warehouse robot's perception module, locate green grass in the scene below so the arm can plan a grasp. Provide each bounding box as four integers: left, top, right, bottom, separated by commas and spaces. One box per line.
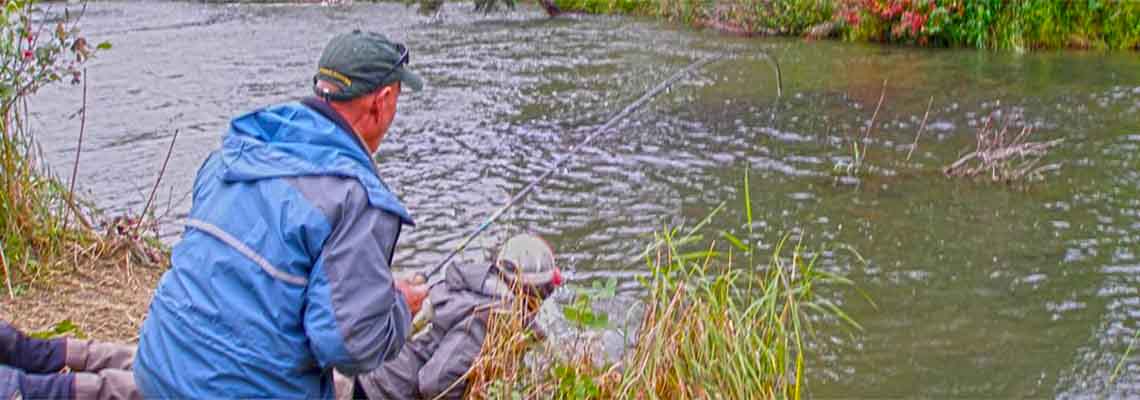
554, 0, 654, 15
466, 173, 862, 399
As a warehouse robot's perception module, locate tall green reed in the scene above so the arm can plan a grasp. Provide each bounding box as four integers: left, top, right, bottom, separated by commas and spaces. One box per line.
470, 171, 863, 399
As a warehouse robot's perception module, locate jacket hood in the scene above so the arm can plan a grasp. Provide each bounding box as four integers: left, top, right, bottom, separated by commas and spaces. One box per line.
219, 102, 413, 225
447, 263, 513, 298
428, 263, 512, 329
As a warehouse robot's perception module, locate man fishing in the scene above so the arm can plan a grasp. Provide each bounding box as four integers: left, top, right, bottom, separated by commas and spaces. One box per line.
0, 234, 559, 400
132, 30, 430, 399
1, 29, 716, 397
337, 233, 563, 399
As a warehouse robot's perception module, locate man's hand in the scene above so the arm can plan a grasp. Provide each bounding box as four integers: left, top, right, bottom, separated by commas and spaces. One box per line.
396, 278, 428, 316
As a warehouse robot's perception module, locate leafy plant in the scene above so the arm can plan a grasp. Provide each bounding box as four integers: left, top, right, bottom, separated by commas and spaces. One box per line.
561, 277, 617, 330
2, 0, 105, 294
28, 319, 87, 340
551, 364, 602, 399
750, 0, 834, 34
483, 379, 524, 400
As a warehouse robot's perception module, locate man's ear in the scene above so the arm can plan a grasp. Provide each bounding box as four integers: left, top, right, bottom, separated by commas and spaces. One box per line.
378, 85, 395, 103
369, 87, 390, 115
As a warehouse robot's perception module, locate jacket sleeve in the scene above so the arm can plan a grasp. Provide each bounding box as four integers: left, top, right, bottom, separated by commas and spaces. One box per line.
417, 316, 486, 399
301, 181, 412, 376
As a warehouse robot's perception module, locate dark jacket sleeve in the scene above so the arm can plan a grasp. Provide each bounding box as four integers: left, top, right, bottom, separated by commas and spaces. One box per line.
291, 177, 412, 376
417, 315, 487, 399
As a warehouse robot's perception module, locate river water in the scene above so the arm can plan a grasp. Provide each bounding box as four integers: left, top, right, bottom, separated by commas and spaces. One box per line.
30, 1, 1139, 397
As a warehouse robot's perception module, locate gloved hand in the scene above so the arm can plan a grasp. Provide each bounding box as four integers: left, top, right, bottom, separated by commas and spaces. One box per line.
395, 277, 428, 316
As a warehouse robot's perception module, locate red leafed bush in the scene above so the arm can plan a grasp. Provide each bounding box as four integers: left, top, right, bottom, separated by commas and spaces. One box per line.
838, 0, 958, 45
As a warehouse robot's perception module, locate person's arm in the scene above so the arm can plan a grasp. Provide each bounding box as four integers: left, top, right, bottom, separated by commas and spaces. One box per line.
299, 181, 412, 376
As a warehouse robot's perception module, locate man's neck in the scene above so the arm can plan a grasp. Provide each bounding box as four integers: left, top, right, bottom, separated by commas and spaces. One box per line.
300, 97, 375, 155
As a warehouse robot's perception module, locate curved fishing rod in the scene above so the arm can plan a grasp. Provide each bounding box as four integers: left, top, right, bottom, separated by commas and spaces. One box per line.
421, 55, 718, 278
421, 51, 782, 280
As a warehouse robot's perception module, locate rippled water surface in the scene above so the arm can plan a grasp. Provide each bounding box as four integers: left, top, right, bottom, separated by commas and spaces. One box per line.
31, 2, 1140, 397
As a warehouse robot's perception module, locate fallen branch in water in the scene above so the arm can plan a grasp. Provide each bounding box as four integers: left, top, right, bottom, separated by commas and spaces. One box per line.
943, 117, 1064, 182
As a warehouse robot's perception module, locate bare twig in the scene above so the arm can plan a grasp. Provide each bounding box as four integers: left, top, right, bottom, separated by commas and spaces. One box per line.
63, 68, 87, 232
1012, 124, 1033, 145
136, 129, 179, 232
63, 192, 95, 231
861, 79, 889, 143
862, 79, 888, 159
907, 96, 933, 161
1, 241, 13, 300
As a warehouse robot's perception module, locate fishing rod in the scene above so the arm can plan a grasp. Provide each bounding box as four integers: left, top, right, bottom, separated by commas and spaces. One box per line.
420, 55, 722, 279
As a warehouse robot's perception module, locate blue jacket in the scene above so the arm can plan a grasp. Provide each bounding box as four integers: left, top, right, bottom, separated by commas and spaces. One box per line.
134, 100, 414, 399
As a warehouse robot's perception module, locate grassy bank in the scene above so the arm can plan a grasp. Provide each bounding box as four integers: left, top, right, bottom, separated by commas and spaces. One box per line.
552, 0, 1140, 51
465, 176, 862, 399
2, 0, 165, 298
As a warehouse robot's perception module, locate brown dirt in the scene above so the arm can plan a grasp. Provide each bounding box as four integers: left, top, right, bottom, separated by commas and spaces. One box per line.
0, 263, 162, 343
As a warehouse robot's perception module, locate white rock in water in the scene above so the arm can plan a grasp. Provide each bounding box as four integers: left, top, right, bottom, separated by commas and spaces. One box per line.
529, 292, 645, 370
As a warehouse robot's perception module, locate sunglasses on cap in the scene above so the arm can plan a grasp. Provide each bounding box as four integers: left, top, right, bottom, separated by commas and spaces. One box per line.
376, 43, 410, 88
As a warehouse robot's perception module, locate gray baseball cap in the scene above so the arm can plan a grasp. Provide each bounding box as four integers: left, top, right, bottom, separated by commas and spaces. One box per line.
314, 30, 424, 100
495, 234, 562, 287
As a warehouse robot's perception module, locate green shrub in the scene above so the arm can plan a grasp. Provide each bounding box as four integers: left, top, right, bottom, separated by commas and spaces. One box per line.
753, 0, 834, 33
839, 0, 1140, 50
554, 0, 654, 14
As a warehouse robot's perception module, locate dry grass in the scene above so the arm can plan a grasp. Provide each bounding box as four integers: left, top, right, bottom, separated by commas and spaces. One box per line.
1, 96, 169, 296
0, 258, 162, 342
462, 235, 857, 399
465, 291, 547, 399
1, 0, 169, 337
464, 180, 859, 399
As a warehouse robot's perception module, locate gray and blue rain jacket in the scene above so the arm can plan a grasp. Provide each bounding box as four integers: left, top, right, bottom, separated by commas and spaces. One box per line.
134, 99, 413, 399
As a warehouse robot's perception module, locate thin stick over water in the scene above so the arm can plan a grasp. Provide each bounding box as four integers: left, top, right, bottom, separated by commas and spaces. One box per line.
861, 78, 889, 144
137, 129, 179, 232
64, 68, 87, 232
907, 96, 933, 161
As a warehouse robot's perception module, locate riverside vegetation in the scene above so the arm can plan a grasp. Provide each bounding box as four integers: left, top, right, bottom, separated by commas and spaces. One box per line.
465, 174, 864, 399
549, 0, 1140, 51
1, 0, 166, 299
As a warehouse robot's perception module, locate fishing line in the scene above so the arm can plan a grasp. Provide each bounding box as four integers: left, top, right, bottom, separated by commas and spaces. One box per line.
422, 51, 781, 279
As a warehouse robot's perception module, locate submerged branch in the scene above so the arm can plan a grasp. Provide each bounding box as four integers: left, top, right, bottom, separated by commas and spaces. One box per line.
942, 118, 1064, 182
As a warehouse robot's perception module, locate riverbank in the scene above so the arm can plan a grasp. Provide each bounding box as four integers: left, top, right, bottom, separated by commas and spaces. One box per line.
1, 0, 167, 338
18, 1, 1140, 396
468, 204, 860, 399
551, 0, 1140, 51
